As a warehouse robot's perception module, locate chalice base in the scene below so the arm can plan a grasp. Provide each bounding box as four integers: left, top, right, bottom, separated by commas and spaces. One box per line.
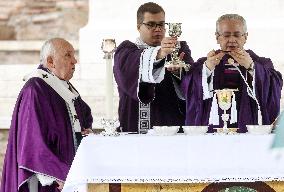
100, 118, 120, 136
165, 60, 191, 71
214, 128, 239, 135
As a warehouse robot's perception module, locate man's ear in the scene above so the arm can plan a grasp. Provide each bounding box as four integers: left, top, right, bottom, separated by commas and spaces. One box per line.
46, 56, 54, 68
244, 32, 248, 40
215, 32, 220, 44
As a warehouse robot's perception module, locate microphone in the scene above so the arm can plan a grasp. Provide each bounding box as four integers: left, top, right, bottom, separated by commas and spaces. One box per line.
228, 58, 262, 125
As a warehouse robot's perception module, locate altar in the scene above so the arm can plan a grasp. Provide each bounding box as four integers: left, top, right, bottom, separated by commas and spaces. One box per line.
62, 134, 284, 192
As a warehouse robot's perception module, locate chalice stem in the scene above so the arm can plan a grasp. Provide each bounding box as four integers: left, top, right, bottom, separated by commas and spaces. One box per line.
222, 110, 229, 131
224, 121, 228, 129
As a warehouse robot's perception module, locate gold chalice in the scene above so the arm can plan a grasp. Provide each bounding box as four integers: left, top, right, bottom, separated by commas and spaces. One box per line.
215, 89, 238, 133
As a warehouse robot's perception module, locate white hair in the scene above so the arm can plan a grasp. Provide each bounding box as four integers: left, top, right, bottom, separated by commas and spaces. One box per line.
40, 40, 55, 66
216, 14, 247, 33
40, 38, 66, 66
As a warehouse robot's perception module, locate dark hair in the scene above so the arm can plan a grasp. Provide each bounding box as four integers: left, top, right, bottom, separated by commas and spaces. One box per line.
137, 2, 165, 24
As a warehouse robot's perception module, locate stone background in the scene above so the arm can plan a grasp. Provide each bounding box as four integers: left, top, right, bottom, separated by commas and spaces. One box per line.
0, 130, 8, 184
0, 0, 88, 41
0, 0, 88, 64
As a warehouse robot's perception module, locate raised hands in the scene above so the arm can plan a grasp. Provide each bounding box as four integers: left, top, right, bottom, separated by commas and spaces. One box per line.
156, 37, 177, 60
228, 48, 253, 69
205, 50, 225, 71
205, 48, 253, 70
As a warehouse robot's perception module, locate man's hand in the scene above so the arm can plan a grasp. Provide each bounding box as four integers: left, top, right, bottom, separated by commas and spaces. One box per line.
81, 128, 93, 136
156, 37, 177, 60
56, 180, 64, 191
205, 50, 225, 71
229, 48, 253, 69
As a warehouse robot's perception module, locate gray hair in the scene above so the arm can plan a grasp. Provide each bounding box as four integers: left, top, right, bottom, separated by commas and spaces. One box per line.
216, 14, 247, 33
40, 38, 65, 66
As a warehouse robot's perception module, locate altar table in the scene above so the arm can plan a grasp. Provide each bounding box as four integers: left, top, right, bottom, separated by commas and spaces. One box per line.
62, 134, 284, 192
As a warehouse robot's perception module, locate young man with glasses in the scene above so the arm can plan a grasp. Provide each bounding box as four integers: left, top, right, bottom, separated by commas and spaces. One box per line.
114, 2, 194, 133
182, 14, 282, 133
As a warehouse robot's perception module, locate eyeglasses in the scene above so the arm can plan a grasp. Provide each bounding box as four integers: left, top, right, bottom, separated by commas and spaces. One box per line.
217, 32, 247, 39
141, 22, 166, 30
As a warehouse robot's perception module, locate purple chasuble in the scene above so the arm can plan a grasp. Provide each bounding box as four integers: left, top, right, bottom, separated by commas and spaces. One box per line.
181, 50, 283, 133
0, 66, 93, 192
114, 40, 194, 132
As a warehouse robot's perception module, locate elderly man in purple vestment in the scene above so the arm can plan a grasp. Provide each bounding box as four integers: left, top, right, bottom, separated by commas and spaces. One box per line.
114, 2, 194, 133
182, 14, 283, 133
0, 38, 93, 192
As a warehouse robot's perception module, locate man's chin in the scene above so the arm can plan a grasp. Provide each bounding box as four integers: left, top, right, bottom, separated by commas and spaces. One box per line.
68, 72, 75, 80
151, 40, 162, 46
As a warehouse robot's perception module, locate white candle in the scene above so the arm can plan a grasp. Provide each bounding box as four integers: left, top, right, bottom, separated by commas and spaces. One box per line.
102, 39, 116, 119
105, 57, 114, 119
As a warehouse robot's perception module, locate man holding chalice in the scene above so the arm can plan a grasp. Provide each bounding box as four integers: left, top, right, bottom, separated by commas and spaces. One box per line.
114, 2, 194, 133
182, 14, 282, 133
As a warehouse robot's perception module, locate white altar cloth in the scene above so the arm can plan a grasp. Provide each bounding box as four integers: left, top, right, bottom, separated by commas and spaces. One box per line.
62, 134, 284, 192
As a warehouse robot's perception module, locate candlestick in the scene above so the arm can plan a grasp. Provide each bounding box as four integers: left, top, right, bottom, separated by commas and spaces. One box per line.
101, 39, 116, 119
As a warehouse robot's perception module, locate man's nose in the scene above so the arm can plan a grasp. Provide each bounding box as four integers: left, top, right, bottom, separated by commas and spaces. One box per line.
154, 26, 163, 32
227, 35, 238, 42
73, 57, 77, 64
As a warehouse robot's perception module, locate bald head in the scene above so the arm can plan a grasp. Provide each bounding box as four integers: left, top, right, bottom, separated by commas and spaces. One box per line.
40, 38, 77, 81
40, 38, 68, 66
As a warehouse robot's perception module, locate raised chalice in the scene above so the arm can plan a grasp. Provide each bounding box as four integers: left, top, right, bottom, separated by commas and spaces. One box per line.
165, 23, 190, 74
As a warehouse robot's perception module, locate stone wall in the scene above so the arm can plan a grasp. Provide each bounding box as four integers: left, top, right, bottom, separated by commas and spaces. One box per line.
0, 0, 88, 40
0, 130, 8, 183
0, 0, 88, 65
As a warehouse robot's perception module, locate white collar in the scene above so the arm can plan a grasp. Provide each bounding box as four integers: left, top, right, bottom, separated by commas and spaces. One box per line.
135, 37, 151, 49
23, 69, 79, 102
